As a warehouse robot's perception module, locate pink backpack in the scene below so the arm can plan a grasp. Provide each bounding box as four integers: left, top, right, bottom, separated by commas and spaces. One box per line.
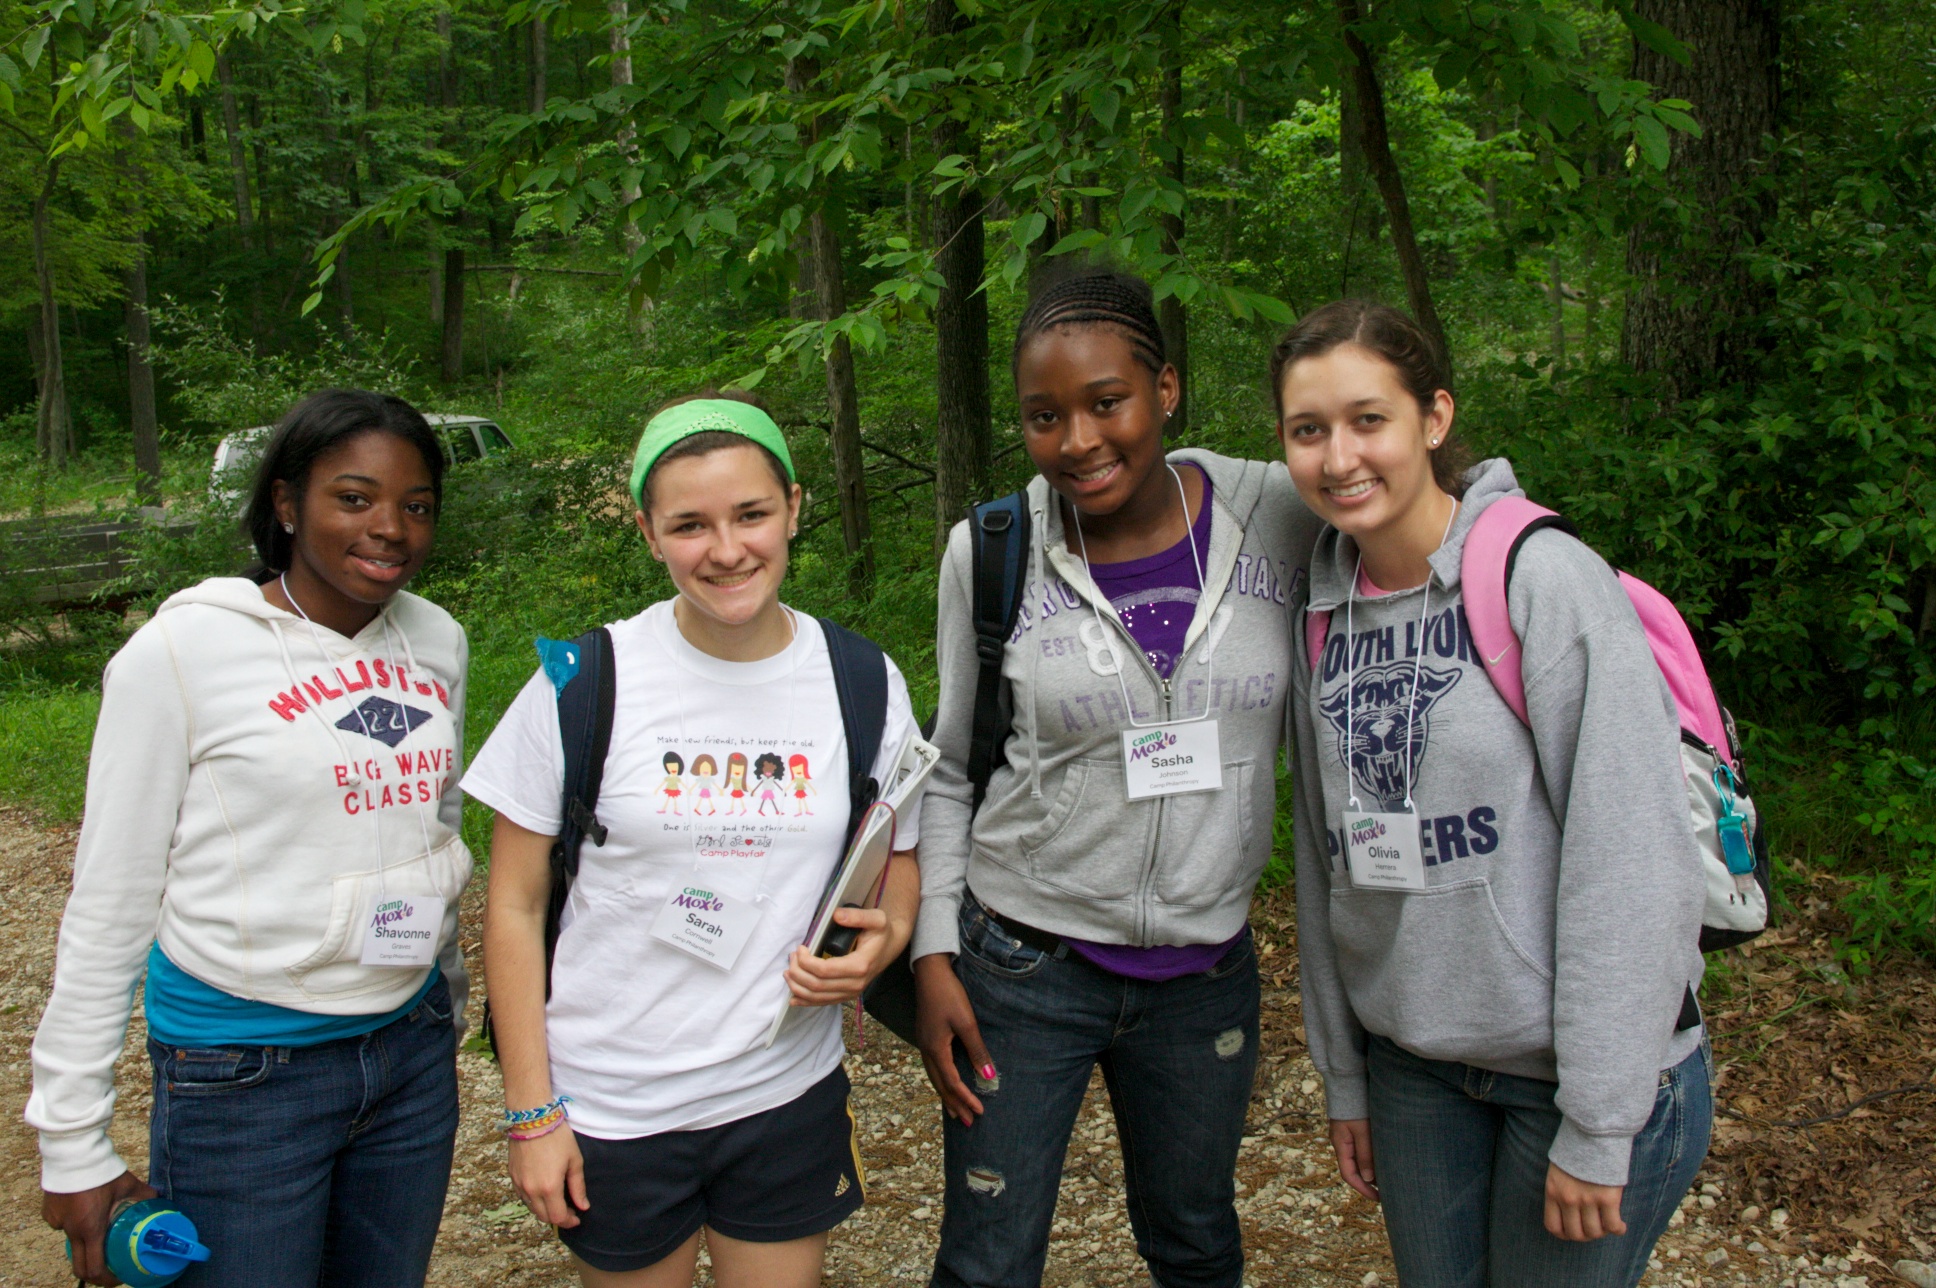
1305, 496, 1771, 951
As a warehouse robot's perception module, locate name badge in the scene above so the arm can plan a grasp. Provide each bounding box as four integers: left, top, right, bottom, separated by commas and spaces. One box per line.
650, 883, 762, 971
1342, 809, 1427, 891
360, 895, 446, 966
1121, 720, 1223, 800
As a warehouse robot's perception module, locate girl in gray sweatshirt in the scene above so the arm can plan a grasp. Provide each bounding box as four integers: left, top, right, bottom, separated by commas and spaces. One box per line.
1276, 301, 1711, 1288
914, 269, 1321, 1288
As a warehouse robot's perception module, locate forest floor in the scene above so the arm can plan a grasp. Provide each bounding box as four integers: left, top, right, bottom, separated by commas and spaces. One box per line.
0, 805, 1929, 1288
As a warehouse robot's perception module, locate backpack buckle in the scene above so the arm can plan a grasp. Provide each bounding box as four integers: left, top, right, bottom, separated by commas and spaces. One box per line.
568, 799, 608, 847
975, 637, 1003, 664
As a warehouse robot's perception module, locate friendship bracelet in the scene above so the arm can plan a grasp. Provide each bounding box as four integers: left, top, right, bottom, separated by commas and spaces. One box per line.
502, 1095, 571, 1130
507, 1113, 568, 1142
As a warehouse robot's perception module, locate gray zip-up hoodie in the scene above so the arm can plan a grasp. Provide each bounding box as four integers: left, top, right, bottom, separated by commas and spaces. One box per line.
1292, 458, 1706, 1187
913, 450, 1322, 961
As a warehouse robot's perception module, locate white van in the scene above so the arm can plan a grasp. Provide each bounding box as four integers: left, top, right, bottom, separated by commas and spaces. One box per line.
210, 414, 515, 506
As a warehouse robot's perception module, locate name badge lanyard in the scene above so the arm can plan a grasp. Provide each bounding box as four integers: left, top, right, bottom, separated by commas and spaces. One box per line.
1070, 465, 1223, 800
648, 604, 797, 971
281, 576, 445, 966
1339, 501, 1457, 892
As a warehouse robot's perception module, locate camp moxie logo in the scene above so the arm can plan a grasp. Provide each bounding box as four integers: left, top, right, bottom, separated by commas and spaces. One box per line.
1126, 729, 1179, 762
1319, 662, 1461, 810
1346, 816, 1387, 846
336, 697, 433, 748
671, 887, 725, 912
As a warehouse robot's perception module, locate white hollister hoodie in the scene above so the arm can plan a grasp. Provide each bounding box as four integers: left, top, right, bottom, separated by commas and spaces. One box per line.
27, 577, 472, 1193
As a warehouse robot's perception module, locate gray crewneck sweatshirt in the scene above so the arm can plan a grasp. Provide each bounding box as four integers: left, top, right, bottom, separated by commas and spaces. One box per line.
914, 450, 1323, 961
1291, 458, 1706, 1187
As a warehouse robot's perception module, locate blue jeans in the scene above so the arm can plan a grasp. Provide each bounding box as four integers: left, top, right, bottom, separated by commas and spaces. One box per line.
932, 897, 1260, 1288
147, 978, 460, 1288
1366, 1033, 1712, 1288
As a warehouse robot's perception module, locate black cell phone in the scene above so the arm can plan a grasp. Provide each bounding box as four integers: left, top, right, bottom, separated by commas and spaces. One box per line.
819, 904, 863, 957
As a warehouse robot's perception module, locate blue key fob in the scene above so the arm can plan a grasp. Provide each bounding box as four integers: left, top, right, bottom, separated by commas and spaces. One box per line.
1718, 813, 1754, 876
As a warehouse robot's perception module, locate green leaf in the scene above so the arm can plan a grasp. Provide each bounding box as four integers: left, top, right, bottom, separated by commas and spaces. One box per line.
186, 39, 215, 84
0, 52, 21, 94
1012, 211, 1047, 249
1632, 114, 1670, 170
1091, 86, 1120, 132
666, 124, 691, 159
23, 24, 49, 70
300, 291, 324, 316
707, 206, 737, 236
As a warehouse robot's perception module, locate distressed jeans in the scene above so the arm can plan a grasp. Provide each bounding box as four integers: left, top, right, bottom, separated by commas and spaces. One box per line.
147, 977, 460, 1288
1366, 1032, 1713, 1288
931, 895, 1260, 1288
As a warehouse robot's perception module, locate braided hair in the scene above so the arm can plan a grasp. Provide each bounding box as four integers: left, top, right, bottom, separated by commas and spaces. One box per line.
1011, 268, 1168, 377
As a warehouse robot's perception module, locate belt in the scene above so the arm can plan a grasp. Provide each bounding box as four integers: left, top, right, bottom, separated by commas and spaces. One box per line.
983, 905, 1065, 957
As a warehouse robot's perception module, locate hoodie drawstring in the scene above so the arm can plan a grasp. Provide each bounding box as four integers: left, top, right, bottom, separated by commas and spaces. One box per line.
1027, 494, 1046, 801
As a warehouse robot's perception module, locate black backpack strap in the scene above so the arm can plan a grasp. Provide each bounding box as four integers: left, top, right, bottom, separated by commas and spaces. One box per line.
819, 618, 890, 851
543, 626, 616, 994
965, 491, 1031, 810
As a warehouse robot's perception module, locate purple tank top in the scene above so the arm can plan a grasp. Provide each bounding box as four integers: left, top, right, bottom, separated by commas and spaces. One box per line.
1065, 466, 1246, 981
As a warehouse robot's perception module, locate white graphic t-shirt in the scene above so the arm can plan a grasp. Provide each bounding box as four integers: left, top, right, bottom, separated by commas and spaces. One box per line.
462, 601, 920, 1138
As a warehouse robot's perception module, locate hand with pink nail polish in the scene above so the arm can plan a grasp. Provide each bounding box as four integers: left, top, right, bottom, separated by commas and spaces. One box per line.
914, 953, 998, 1125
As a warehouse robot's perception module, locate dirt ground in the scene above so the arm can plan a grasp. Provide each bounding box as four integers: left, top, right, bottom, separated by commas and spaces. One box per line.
0, 805, 1929, 1287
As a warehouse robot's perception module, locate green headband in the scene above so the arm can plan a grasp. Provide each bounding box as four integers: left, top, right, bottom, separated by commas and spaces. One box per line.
629, 399, 797, 510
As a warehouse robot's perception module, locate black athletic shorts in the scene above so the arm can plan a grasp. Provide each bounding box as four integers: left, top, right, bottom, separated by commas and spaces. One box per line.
559, 1065, 866, 1272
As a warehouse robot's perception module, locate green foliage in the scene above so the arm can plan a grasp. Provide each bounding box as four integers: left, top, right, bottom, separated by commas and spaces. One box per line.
149, 293, 430, 433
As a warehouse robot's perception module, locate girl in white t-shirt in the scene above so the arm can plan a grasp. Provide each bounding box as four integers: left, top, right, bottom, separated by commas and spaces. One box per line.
466, 393, 921, 1288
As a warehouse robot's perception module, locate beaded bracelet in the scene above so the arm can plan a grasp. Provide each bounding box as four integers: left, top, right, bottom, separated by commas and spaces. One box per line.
502, 1095, 571, 1134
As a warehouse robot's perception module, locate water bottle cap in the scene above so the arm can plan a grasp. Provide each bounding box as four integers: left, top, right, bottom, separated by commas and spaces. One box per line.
126, 1208, 210, 1278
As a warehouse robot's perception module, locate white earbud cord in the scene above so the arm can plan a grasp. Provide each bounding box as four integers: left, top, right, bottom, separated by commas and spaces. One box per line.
1342, 497, 1459, 814
1069, 464, 1214, 728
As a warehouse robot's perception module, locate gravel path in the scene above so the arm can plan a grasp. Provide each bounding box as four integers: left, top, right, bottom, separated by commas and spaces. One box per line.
0, 807, 1917, 1287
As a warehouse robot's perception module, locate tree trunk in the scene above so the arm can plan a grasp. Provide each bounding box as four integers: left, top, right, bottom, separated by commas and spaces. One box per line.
246, 91, 273, 255
531, 17, 547, 112
125, 240, 161, 506
1548, 251, 1567, 368
812, 212, 872, 597
430, 238, 445, 327
1337, 0, 1448, 360
31, 160, 71, 470
436, 10, 456, 108
789, 56, 872, 595
926, 0, 992, 556
1622, 0, 1780, 398
609, 0, 648, 329
215, 54, 254, 243
189, 101, 207, 162
441, 246, 466, 383
1157, 0, 1189, 433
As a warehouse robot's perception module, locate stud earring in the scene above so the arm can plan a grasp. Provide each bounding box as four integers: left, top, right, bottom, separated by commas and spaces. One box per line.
282, 522, 295, 534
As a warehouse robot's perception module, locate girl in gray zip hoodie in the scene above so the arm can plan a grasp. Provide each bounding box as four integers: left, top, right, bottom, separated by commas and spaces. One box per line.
913, 269, 1322, 1288
1277, 301, 1711, 1288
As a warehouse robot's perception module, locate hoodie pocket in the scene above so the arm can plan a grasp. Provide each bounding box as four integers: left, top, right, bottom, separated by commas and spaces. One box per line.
1329, 878, 1555, 1066
1153, 760, 1260, 907
1016, 756, 1151, 902
283, 839, 470, 999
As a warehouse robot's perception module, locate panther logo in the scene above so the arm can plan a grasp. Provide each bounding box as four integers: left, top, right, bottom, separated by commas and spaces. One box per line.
1318, 661, 1461, 810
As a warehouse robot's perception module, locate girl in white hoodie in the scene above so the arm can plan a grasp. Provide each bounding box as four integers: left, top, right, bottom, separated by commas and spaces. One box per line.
29, 390, 473, 1288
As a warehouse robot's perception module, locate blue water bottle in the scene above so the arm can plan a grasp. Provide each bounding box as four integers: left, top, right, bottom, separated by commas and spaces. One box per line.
69, 1199, 210, 1287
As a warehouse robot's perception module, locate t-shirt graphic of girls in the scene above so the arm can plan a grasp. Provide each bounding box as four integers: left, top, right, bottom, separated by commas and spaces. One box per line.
787, 753, 817, 816
656, 751, 686, 815
689, 754, 719, 816
724, 752, 749, 815
753, 752, 786, 817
